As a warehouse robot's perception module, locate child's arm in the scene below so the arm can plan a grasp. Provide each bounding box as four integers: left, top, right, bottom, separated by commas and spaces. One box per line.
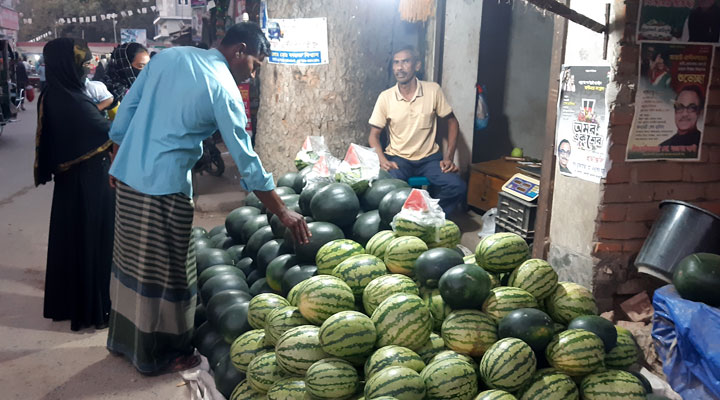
97, 96, 114, 111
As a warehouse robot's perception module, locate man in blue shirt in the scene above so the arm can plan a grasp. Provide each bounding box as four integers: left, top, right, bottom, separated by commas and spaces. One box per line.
106, 23, 309, 375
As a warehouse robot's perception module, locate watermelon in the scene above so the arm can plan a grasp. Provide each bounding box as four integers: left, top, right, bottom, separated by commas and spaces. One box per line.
243, 226, 275, 261
414, 248, 465, 288
263, 254, 296, 292
206, 334, 231, 367
281, 264, 317, 296
194, 321, 223, 356
205, 290, 251, 329
195, 304, 207, 327
216, 302, 253, 343
306, 358, 360, 399
352, 209, 385, 247
247, 293, 289, 330
366, 230, 397, 259
441, 309, 497, 357
196, 248, 234, 274
192, 226, 209, 238
229, 380, 265, 400
482, 287, 538, 322
287, 278, 309, 306
629, 370, 653, 394
225, 244, 245, 263
508, 259, 558, 300
479, 338, 537, 392
294, 221, 345, 263
239, 214, 270, 244
315, 239, 366, 275
269, 214, 287, 239
580, 370, 646, 400
255, 239, 287, 273
426, 220, 462, 249
266, 378, 306, 400
194, 237, 213, 251
475, 233, 530, 273
225, 206, 262, 242
568, 315, 617, 352
299, 181, 330, 216
363, 274, 419, 315
244, 192, 265, 212
372, 293, 433, 351
264, 305, 309, 346
672, 252, 720, 306
422, 289, 452, 332
275, 325, 329, 376
475, 390, 518, 400
230, 329, 272, 372
518, 368, 579, 400
605, 326, 639, 369
497, 308, 555, 355
249, 278, 275, 296
378, 188, 413, 227
545, 329, 605, 376
361, 178, 410, 210
393, 216, 435, 241
234, 256, 253, 276
246, 351, 283, 393
201, 274, 249, 304
319, 311, 377, 358
198, 264, 246, 288
364, 366, 427, 400
332, 254, 388, 298
210, 232, 232, 249
209, 225, 227, 237
430, 350, 477, 369
439, 263, 493, 309
421, 358, 478, 400
277, 172, 300, 190
311, 183, 361, 228
296, 275, 355, 324
545, 282, 598, 324
365, 345, 426, 378
415, 333, 447, 363
384, 236, 428, 276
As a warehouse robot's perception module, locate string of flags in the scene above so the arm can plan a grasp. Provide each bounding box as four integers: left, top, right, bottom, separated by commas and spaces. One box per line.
21, 6, 157, 26
29, 31, 53, 43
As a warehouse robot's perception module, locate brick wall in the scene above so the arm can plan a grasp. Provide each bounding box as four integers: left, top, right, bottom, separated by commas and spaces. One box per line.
592, 0, 720, 309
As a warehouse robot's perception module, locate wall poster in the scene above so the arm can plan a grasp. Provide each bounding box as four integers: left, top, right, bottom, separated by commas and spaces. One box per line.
637, 0, 720, 44
265, 17, 329, 65
555, 66, 611, 183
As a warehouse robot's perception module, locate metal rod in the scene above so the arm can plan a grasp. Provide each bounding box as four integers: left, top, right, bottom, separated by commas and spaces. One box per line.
523, 0, 606, 34
603, 3, 610, 60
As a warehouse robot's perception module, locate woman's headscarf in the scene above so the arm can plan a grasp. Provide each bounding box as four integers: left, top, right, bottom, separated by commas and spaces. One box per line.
102, 42, 147, 104
34, 38, 111, 186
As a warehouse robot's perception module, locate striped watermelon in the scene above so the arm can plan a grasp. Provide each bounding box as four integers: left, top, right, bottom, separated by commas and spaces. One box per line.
366, 230, 397, 259
275, 325, 329, 376
475, 233, 529, 273
545, 329, 605, 376
545, 282, 598, 324
605, 326, 639, 369
362, 274, 419, 315
286, 279, 308, 306
488, 273, 501, 288
364, 366, 427, 400
518, 368, 579, 400
422, 289, 453, 332
264, 305, 309, 346
479, 338, 537, 392
296, 275, 355, 324
364, 345, 426, 379
508, 259, 558, 300
475, 390, 518, 400
246, 352, 284, 393
316, 239, 366, 275
580, 370, 646, 400
426, 220, 461, 249
441, 310, 497, 357
266, 378, 306, 400
332, 254, 388, 297
482, 287, 539, 322
421, 358, 478, 400
430, 350, 477, 370
247, 293, 290, 329
415, 332, 447, 363
371, 293, 433, 351
230, 329, 273, 372
306, 358, 360, 399
392, 216, 435, 241
384, 236, 428, 276
229, 379, 265, 400
319, 311, 376, 358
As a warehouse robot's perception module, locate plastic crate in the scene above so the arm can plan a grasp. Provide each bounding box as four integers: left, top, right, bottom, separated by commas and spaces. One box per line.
496, 191, 537, 233
495, 218, 534, 244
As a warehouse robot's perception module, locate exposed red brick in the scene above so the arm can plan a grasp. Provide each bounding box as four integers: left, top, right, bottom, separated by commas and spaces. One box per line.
610, 107, 635, 126
597, 221, 650, 240
709, 145, 720, 163
604, 183, 654, 203
706, 108, 720, 127
594, 241, 623, 254
708, 86, 720, 107
609, 125, 631, 145
625, 202, 661, 221
619, 46, 639, 64
703, 126, 720, 145
682, 164, 720, 182
705, 183, 720, 199
608, 144, 628, 162
605, 164, 632, 184
693, 201, 720, 216
622, 239, 646, 253
599, 204, 627, 222
652, 182, 706, 201
634, 162, 683, 182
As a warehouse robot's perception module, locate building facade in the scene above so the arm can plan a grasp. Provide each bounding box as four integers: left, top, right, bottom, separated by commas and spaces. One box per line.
154, 0, 192, 41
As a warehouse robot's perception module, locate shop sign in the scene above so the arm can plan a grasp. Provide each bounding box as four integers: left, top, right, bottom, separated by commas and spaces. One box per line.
266, 17, 329, 65
0, 7, 18, 31
191, 0, 207, 8
637, 0, 720, 44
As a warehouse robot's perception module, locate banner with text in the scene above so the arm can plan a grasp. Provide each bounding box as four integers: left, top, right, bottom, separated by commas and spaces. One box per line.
266, 17, 329, 65
637, 0, 720, 44
626, 42, 713, 161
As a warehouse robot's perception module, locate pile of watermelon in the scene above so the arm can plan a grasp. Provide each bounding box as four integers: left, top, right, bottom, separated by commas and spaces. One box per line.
191, 170, 661, 400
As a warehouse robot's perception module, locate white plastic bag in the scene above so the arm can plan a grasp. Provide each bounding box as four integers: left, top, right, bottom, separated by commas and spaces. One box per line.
294, 136, 329, 171
304, 154, 342, 187
335, 144, 380, 193
391, 189, 446, 242
478, 208, 497, 239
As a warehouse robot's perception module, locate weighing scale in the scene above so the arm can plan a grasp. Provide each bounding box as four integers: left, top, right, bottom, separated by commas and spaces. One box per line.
501, 173, 540, 202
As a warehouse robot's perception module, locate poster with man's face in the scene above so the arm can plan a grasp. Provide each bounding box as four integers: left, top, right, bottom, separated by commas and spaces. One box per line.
637, 0, 720, 44
626, 42, 713, 161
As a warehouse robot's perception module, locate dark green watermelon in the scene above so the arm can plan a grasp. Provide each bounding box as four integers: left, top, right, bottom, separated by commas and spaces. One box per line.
266, 254, 298, 291
208, 225, 227, 237
628, 371, 653, 394
270, 214, 287, 238
568, 315, 618, 352
310, 183, 361, 228
225, 206, 261, 242
192, 227, 209, 238
294, 221, 345, 263
498, 308, 555, 355
438, 263, 492, 309
235, 257, 254, 276
226, 245, 245, 264
201, 274, 250, 304
377, 169, 393, 180
299, 181, 330, 216
280, 193, 300, 207
198, 264, 246, 288
193, 321, 224, 356
673, 252, 720, 307
250, 278, 276, 296
246, 269, 262, 285
217, 302, 252, 343
206, 336, 231, 367
210, 233, 229, 248
194, 237, 213, 251
220, 236, 236, 250
361, 178, 410, 210
213, 355, 246, 398
243, 226, 275, 260
275, 186, 296, 196
239, 214, 269, 244
196, 248, 233, 274
195, 303, 207, 328
414, 248, 465, 288
206, 290, 252, 327
378, 187, 412, 226
295, 166, 313, 193
277, 172, 301, 190
244, 192, 265, 212
256, 239, 288, 273
281, 265, 318, 296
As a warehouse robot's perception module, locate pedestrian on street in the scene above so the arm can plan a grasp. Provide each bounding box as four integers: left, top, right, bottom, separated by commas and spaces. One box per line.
106, 22, 310, 375
37, 57, 47, 92
34, 38, 115, 331
102, 42, 150, 108
14, 54, 29, 111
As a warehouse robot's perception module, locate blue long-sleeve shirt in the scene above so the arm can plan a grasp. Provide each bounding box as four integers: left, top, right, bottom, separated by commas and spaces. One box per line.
109, 47, 274, 197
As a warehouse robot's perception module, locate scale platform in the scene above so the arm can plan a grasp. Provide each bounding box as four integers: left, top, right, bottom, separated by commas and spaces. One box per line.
501, 173, 539, 202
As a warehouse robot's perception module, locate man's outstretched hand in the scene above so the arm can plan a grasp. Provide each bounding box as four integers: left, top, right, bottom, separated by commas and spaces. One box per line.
380, 159, 399, 171
278, 208, 311, 244
440, 159, 459, 173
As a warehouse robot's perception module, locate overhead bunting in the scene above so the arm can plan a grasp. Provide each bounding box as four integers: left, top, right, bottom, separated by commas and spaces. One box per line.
22, 7, 155, 26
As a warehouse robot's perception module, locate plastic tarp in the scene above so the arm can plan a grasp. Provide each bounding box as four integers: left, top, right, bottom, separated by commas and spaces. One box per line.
652, 285, 720, 399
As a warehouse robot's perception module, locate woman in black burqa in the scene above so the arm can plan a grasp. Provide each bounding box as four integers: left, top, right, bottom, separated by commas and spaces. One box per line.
35, 38, 115, 331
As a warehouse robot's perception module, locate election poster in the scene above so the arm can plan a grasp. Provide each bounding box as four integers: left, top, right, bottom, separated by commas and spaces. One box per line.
265, 18, 329, 65
637, 0, 720, 44
120, 29, 147, 47
555, 66, 611, 183
626, 42, 713, 161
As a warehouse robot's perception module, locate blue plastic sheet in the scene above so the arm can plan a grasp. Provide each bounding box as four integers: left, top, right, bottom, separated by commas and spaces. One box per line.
652, 285, 720, 399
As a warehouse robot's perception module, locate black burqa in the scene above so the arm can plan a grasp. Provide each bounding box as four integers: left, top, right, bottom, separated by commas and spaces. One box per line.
35, 38, 115, 331
102, 42, 145, 107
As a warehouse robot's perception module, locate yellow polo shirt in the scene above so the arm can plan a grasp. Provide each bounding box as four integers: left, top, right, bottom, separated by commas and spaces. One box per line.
369, 79, 453, 161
